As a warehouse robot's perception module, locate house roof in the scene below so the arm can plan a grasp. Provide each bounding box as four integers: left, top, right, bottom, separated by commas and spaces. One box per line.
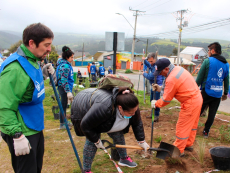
180, 46, 207, 56
159, 57, 196, 65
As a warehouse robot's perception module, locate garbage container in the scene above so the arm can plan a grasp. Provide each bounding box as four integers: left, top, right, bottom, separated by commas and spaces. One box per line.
73, 72, 77, 83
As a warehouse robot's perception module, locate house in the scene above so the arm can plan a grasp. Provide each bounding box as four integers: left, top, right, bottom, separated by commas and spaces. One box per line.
93, 51, 113, 61
168, 57, 196, 73
180, 46, 208, 63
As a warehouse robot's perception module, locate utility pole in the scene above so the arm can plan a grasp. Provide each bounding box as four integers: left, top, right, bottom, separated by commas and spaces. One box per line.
129, 7, 145, 64
176, 9, 188, 66
145, 39, 148, 57
82, 43, 84, 66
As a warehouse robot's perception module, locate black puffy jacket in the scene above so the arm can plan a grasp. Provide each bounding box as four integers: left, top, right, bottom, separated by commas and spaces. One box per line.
71, 87, 145, 143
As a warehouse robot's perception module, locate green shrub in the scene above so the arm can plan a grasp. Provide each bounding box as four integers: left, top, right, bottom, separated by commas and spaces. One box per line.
125, 69, 133, 73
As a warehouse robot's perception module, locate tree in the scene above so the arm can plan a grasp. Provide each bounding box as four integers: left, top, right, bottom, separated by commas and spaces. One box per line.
172, 47, 178, 55
222, 51, 229, 59
48, 45, 59, 64
3, 40, 22, 56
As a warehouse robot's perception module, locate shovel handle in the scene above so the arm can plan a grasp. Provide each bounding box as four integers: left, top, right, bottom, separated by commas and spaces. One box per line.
115, 145, 144, 150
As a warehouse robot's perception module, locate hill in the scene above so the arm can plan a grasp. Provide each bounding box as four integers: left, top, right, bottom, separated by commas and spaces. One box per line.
0, 31, 229, 57
0, 31, 21, 49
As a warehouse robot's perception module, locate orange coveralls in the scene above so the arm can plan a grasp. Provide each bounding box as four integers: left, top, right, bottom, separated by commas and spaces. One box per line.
155, 66, 202, 153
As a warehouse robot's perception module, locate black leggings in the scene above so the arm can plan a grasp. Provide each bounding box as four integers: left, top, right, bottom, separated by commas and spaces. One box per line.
83, 131, 127, 172
58, 86, 68, 124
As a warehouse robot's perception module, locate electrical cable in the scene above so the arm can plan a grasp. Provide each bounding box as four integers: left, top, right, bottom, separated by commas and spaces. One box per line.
144, 0, 173, 11
140, 0, 163, 10
137, 18, 230, 37
132, 0, 149, 9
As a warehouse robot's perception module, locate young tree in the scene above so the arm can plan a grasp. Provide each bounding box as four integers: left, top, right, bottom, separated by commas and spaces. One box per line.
48, 45, 59, 65
3, 40, 22, 56
172, 47, 178, 55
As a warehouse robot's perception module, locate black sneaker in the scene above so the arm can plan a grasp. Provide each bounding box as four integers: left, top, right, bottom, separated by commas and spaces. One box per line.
203, 130, 209, 138
180, 152, 185, 157
118, 156, 137, 168
185, 146, 193, 152
154, 116, 159, 122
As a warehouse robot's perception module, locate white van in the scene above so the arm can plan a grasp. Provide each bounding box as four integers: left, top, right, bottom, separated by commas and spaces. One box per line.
95, 62, 100, 67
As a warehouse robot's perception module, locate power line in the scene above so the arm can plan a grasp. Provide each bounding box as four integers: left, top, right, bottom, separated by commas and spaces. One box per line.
136, 17, 230, 37
140, 0, 163, 10
143, 11, 173, 16
132, 0, 149, 9
144, 0, 173, 11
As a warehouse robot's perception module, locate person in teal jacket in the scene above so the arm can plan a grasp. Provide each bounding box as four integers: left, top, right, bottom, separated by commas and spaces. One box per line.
56, 46, 74, 129
0, 23, 54, 173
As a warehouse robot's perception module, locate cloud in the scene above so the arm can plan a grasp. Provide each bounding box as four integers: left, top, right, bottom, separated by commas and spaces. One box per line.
0, 0, 230, 40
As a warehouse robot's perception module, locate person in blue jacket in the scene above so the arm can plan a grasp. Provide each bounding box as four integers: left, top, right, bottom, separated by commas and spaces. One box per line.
196, 42, 229, 138
56, 46, 74, 129
142, 53, 164, 122
90, 62, 97, 82
98, 64, 105, 78
108, 66, 113, 74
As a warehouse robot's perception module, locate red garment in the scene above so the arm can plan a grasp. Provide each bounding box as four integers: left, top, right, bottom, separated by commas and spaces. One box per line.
156, 66, 202, 153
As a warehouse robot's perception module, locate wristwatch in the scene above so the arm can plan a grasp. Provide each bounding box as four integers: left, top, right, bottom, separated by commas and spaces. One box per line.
13, 132, 23, 139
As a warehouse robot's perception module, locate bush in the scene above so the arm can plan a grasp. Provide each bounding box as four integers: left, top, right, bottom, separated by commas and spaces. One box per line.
125, 69, 133, 73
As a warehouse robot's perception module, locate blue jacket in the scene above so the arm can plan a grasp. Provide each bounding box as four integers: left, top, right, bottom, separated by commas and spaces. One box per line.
90, 65, 97, 75
143, 59, 164, 86
99, 66, 105, 75
205, 57, 229, 98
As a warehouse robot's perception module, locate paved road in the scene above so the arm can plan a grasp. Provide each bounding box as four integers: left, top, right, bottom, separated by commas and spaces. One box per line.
117, 71, 230, 114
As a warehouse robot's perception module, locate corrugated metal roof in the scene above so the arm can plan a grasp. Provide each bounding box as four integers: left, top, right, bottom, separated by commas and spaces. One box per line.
180, 46, 207, 56
158, 57, 196, 65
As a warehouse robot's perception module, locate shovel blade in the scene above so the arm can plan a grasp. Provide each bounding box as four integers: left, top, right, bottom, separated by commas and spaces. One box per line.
156, 142, 180, 160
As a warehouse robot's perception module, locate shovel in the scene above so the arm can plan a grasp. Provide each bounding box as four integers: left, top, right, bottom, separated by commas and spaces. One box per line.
102, 140, 180, 160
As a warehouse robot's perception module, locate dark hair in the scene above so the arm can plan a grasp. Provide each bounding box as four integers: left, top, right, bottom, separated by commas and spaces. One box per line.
62, 46, 74, 60
92, 62, 95, 64
100, 64, 102, 66
23, 23, 54, 47
208, 42, 222, 55
116, 88, 139, 111
147, 52, 156, 60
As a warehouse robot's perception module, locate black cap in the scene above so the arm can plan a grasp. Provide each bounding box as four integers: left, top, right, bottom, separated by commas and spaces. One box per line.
153, 58, 171, 76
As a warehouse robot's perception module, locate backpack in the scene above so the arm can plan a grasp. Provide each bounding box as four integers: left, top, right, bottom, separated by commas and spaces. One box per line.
97, 74, 133, 90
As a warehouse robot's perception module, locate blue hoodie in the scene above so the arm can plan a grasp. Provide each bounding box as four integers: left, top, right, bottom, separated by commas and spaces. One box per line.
143, 59, 164, 86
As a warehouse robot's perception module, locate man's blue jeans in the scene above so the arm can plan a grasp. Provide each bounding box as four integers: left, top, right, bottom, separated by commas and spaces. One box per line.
150, 89, 160, 117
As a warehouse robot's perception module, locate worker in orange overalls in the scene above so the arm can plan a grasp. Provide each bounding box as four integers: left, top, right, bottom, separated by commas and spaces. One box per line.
87, 62, 91, 78
151, 58, 202, 156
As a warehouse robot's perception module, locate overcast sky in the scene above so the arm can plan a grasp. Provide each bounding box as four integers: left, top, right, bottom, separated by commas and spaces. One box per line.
1, 0, 230, 41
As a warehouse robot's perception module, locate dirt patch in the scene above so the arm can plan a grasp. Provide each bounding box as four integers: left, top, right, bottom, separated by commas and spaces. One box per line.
126, 108, 230, 173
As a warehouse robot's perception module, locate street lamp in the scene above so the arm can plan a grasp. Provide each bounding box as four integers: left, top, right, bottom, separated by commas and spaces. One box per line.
116, 13, 137, 63
116, 13, 134, 30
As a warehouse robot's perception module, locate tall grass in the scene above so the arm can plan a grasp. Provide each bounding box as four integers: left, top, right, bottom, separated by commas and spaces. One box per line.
196, 139, 206, 165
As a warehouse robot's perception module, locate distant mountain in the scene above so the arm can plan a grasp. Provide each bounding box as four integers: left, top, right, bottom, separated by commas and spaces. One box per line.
0, 31, 21, 49
0, 30, 229, 57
